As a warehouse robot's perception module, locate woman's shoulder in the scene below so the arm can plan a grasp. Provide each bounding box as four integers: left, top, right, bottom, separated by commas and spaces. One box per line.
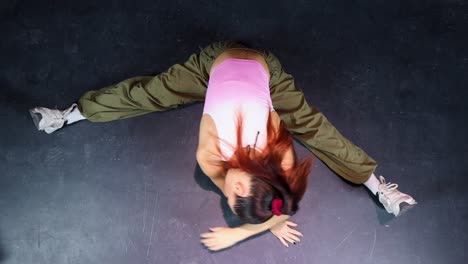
270, 110, 282, 130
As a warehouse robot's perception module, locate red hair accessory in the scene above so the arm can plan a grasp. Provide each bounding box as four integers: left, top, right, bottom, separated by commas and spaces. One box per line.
271, 198, 283, 216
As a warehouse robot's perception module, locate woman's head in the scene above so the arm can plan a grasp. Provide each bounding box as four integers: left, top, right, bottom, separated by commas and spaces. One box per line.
224, 168, 296, 224
221, 113, 313, 224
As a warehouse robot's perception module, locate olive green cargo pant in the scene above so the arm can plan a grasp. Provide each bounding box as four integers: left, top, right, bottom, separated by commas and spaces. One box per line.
78, 41, 377, 184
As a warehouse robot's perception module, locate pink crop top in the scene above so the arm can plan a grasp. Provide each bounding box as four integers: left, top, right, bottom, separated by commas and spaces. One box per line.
203, 58, 274, 161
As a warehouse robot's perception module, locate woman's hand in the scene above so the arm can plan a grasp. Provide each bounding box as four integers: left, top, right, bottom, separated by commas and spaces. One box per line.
269, 221, 303, 247
200, 227, 245, 251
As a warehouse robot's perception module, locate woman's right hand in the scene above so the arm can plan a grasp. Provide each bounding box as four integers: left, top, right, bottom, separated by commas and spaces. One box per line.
269, 220, 303, 247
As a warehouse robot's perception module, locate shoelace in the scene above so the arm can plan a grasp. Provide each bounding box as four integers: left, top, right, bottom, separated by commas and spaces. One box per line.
60, 104, 76, 120
379, 177, 400, 200
49, 104, 76, 122
40, 104, 76, 129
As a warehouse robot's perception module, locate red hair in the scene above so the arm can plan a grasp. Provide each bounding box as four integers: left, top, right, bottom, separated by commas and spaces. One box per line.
217, 112, 313, 222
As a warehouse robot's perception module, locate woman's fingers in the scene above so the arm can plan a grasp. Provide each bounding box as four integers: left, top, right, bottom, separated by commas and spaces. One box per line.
200, 227, 224, 239
282, 234, 296, 244
204, 241, 223, 251
210, 246, 223, 251
289, 228, 304, 237
201, 237, 218, 245
201, 240, 221, 250
201, 239, 214, 246
286, 221, 298, 227
200, 231, 219, 238
273, 234, 302, 247
278, 236, 289, 247
286, 233, 301, 243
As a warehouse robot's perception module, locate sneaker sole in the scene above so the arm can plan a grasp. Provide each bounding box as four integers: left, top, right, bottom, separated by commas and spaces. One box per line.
29, 109, 43, 130
397, 201, 417, 217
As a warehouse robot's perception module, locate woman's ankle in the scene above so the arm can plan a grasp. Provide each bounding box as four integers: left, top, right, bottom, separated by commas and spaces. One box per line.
66, 104, 86, 124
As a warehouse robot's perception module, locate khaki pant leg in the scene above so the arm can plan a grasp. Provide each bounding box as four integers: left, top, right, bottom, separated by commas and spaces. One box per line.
263, 52, 377, 184
78, 41, 246, 122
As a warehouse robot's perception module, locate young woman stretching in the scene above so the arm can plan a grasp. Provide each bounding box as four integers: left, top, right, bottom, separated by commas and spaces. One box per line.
30, 41, 417, 251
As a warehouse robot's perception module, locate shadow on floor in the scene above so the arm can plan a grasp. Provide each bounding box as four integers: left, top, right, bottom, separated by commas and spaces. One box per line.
325, 167, 396, 225
193, 154, 397, 228
193, 165, 285, 252
363, 187, 395, 225
193, 164, 242, 227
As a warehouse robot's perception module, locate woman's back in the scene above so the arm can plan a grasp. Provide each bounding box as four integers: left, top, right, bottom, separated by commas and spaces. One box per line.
203, 58, 273, 160
198, 49, 273, 161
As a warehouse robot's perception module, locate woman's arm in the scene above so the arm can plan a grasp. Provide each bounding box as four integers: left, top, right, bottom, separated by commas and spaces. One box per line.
237, 214, 290, 237
197, 114, 227, 195
200, 215, 290, 251
196, 149, 226, 196
199, 113, 299, 250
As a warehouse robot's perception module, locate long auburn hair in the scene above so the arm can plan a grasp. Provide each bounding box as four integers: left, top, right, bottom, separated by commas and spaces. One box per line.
218, 112, 313, 224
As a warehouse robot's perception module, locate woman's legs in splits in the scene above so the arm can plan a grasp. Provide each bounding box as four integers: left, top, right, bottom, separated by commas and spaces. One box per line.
30, 41, 416, 216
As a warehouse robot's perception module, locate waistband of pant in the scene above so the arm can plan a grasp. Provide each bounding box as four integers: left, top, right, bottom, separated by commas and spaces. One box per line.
200, 41, 281, 84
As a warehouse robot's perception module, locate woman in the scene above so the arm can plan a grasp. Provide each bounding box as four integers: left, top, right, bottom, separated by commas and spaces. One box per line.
30, 41, 417, 251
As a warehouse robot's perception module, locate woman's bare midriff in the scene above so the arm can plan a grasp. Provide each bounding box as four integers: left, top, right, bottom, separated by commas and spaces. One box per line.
209, 49, 270, 79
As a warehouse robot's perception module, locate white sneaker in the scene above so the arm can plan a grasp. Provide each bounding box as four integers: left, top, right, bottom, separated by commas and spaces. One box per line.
29, 103, 77, 134
377, 176, 417, 217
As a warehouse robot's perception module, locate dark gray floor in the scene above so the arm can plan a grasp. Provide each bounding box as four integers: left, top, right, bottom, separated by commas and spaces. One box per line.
1, 0, 468, 263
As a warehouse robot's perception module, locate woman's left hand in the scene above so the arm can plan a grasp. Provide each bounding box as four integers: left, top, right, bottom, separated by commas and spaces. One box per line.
200, 227, 244, 251
270, 221, 303, 247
